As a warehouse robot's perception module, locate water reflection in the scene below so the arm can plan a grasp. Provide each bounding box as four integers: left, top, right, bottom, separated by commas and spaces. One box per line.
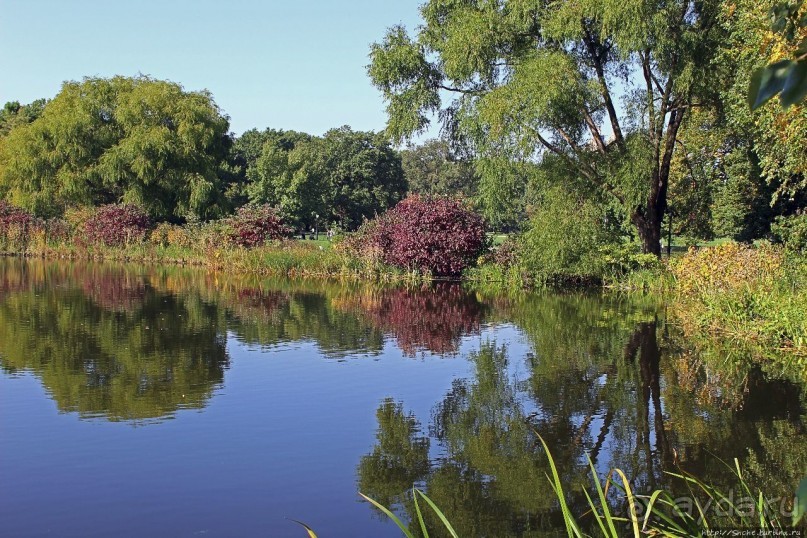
335, 285, 486, 356
0, 263, 229, 422
0, 259, 490, 421
0, 258, 804, 535
358, 319, 807, 536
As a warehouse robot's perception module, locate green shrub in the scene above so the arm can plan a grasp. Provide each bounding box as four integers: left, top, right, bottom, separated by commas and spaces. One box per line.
519, 186, 624, 284
670, 243, 806, 366
771, 211, 807, 253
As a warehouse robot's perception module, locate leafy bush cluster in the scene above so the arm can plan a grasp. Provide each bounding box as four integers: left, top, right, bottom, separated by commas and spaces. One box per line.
517, 187, 626, 284
0, 200, 34, 227
348, 196, 487, 276
670, 243, 806, 361
84, 204, 151, 247
771, 211, 807, 254
0, 200, 36, 250
671, 242, 783, 298
225, 203, 291, 248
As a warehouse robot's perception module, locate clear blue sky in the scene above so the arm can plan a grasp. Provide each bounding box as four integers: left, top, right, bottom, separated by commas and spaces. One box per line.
0, 0, 426, 136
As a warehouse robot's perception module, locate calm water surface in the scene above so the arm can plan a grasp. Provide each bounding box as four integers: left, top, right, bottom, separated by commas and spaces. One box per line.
0, 259, 804, 537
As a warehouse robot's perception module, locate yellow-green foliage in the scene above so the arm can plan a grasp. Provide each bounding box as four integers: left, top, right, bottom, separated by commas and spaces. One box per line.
672, 242, 784, 297
670, 243, 807, 369
63, 206, 96, 235
149, 222, 195, 249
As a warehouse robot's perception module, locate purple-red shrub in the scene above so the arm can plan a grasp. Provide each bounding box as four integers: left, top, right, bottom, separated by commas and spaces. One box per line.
84, 204, 151, 246
0, 200, 34, 229
0, 201, 36, 249
352, 196, 487, 276
227, 204, 291, 248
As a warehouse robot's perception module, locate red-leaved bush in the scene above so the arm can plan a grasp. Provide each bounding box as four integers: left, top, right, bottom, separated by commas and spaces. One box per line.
0, 201, 36, 250
84, 204, 151, 246
0, 201, 34, 229
350, 196, 487, 276
227, 204, 291, 248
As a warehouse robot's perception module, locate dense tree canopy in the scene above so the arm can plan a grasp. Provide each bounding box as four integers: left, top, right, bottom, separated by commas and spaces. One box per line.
247, 126, 406, 230
400, 139, 477, 197
663, 0, 807, 243
0, 99, 47, 137
369, 0, 723, 255
0, 76, 231, 220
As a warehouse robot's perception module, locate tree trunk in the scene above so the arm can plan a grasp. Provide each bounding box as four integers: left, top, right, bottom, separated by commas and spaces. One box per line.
634, 107, 683, 257
634, 211, 663, 257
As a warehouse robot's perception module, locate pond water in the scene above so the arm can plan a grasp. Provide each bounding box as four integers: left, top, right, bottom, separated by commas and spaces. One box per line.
0, 259, 805, 537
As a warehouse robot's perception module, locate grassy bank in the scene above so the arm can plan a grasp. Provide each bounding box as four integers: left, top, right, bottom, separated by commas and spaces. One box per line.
0, 238, 432, 283
616, 243, 807, 378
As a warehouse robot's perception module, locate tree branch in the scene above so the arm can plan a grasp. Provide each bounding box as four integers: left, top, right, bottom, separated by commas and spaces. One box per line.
583, 109, 607, 154
437, 84, 481, 95
582, 23, 625, 149
530, 126, 625, 205
641, 50, 657, 145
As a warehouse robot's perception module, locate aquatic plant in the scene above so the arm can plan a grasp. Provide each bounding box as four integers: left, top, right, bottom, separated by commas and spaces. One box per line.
358, 437, 806, 537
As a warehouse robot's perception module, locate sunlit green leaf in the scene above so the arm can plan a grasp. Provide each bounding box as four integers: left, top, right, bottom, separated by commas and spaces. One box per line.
780, 61, 807, 107
749, 60, 794, 110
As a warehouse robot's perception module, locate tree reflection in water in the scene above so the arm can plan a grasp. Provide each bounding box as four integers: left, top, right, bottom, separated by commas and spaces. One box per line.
0, 260, 489, 422
334, 284, 486, 356
0, 257, 803, 528
0, 263, 229, 423
358, 314, 807, 537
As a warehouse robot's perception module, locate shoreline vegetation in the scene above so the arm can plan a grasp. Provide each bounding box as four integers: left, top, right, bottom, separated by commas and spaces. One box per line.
1, 206, 805, 377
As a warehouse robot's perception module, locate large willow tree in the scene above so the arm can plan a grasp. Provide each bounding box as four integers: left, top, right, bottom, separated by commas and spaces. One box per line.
0, 76, 231, 220
369, 0, 721, 255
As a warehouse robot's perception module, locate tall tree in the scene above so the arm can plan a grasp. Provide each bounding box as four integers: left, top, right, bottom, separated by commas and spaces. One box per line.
0, 99, 47, 137
0, 76, 231, 220
718, 0, 807, 204
248, 126, 406, 230
369, 0, 722, 255
400, 138, 477, 197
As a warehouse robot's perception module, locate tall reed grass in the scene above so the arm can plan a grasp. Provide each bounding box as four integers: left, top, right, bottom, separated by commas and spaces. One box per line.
353, 436, 806, 538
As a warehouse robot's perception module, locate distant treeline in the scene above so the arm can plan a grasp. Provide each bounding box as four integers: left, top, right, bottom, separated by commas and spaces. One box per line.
0, 77, 485, 232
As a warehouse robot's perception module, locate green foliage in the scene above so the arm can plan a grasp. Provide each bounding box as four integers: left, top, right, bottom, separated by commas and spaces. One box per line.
748, 0, 807, 109
0, 76, 231, 220
248, 126, 406, 230
718, 0, 807, 202
474, 156, 529, 231
400, 139, 477, 198
0, 99, 47, 137
670, 243, 807, 368
710, 149, 777, 241
771, 211, 807, 252
360, 487, 459, 538
519, 183, 624, 284
368, 0, 724, 255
